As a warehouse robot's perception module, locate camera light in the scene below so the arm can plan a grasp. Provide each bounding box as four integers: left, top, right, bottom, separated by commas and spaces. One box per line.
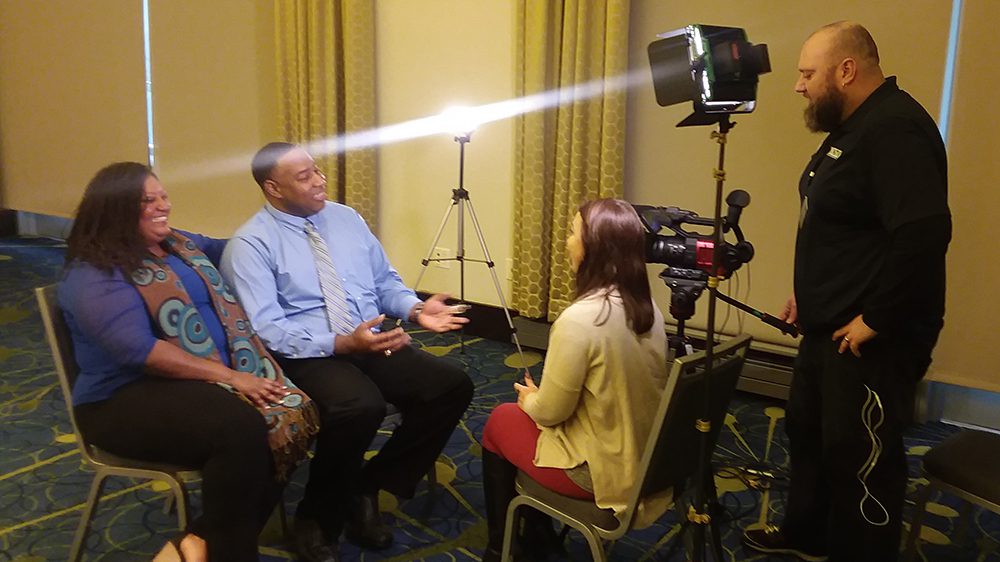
439, 105, 481, 138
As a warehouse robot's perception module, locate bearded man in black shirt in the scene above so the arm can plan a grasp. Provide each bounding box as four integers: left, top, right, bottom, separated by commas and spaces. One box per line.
743, 21, 951, 562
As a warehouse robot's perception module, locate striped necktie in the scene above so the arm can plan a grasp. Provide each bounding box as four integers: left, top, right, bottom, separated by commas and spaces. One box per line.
304, 221, 355, 335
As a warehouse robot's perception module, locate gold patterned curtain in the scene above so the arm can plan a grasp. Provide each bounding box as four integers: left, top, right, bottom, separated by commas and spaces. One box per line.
511, 0, 630, 321
274, 0, 378, 228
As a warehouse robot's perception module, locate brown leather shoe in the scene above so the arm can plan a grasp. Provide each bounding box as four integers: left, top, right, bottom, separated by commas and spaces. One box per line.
294, 517, 341, 562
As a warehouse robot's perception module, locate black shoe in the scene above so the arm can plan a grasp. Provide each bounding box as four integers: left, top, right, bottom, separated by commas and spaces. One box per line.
743, 526, 828, 562
294, 517, 341, 562
344, 493, 393, 550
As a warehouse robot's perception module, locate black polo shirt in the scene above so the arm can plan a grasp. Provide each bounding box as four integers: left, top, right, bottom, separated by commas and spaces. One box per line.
794, 77, 950, 344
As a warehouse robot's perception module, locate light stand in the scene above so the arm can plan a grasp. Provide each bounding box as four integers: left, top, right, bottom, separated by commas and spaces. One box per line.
413, 132, 527, 365
695, 115, 734, 562
649, 116, 733, 562
645, 24, 770, 561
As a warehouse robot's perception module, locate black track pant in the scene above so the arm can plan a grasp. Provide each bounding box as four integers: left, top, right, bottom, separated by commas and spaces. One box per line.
783, 332, 931, 562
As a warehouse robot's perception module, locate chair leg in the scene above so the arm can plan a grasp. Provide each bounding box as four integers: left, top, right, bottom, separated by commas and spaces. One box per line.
500, 501, 520, 562
903, 481, 934, 562
582, 528, 607, 562
162, 489, 175, 516
162, 476, 189, 531
70, 473, 108, 562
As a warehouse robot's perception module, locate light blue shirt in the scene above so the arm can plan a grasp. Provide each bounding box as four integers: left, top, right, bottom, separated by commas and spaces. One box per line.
221, 202, 420, 358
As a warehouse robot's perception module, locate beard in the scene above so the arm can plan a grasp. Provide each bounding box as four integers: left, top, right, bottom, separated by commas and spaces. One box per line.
803, 84, 845, 133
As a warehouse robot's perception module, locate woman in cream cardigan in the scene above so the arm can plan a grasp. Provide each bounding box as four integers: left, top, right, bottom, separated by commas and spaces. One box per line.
480, 198, 670, 561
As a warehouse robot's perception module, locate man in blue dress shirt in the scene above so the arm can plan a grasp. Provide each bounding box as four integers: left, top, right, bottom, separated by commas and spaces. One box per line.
222, 142, 474, 562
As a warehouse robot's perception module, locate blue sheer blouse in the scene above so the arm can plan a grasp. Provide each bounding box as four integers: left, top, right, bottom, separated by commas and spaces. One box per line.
58, 232, 229, 406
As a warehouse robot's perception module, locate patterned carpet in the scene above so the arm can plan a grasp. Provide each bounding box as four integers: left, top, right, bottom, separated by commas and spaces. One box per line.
1, 236, 998, 561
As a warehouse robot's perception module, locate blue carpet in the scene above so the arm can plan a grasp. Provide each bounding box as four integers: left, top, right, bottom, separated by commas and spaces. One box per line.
1, 236, 997, 561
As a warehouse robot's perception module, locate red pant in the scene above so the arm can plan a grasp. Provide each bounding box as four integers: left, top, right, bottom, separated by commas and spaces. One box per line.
481, 403, 593, 499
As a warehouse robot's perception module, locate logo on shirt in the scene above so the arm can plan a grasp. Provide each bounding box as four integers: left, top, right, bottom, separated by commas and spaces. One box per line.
826, 146, 843, 160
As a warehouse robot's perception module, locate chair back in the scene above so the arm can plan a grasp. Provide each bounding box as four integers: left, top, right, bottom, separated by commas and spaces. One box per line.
626, 333, 753, 520
35, 284, 96, 465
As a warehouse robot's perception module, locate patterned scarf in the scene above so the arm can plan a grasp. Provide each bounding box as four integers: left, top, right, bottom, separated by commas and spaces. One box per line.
130, 231, 319, 481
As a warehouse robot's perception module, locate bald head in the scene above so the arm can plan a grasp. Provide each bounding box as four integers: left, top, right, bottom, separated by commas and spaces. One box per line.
795, 21, 885, 129
810, 21, 880, 72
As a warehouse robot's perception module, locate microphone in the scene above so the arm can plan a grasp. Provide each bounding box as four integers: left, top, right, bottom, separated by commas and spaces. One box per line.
724, 189, 750, 232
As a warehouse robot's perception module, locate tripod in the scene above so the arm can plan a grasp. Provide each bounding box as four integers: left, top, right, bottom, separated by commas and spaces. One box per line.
413, 133, 527, 365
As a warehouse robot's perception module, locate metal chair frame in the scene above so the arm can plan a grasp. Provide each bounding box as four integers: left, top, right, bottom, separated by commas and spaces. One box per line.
903, 432, 1000, 561
500, 334, 753, 562
36, 284, 210, 561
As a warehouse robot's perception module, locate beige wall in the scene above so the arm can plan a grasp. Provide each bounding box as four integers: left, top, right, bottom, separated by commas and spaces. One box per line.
148, 0, 278, 237
927, 0, 1000, 390
0, 0, 277, 236
0, 0, 148, 215
375, 0, 516, 304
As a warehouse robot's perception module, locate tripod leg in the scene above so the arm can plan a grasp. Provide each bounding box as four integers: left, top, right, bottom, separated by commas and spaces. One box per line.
463, 197, 528, 365
707, 469, 725, 562
413, 200, 458, 292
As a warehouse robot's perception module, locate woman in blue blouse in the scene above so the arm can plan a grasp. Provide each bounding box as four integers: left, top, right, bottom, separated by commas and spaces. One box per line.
60, 162, 315, 561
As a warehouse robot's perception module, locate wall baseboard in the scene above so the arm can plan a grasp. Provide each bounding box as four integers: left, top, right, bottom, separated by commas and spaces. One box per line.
16, 211, 73, 239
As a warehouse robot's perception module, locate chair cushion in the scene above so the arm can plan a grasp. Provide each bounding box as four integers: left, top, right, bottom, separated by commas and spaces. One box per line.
924, 430, 1000, 504
90, 445, 200, 474
515, 471, 620, 531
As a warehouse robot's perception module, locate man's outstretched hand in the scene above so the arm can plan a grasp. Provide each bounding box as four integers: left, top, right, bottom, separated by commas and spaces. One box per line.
416, 294, 470, 333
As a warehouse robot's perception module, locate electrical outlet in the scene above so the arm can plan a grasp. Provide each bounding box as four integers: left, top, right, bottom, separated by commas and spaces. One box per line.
432, 246, 453, 269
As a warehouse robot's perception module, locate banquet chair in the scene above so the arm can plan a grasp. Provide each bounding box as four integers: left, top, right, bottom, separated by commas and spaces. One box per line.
37, 284, 206, 561
903, 429, 1000, 561
500, 334, 753, 562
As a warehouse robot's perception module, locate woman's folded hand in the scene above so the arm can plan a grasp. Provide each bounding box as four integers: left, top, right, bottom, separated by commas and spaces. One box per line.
229, 372, 289, 408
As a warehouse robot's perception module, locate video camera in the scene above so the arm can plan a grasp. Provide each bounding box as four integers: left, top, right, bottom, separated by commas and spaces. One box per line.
633, 190, 754, 326
633, 189, 754, 280
634, 192, 797, 338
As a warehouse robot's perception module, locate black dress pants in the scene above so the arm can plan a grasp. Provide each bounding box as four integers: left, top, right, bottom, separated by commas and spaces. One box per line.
276, 345, 473, 536
75, 378, 279, 562
783, 332, 931, 562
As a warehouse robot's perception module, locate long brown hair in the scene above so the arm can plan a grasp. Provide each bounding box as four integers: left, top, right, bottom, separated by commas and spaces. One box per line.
574, 198, 654, 334
65, 162, 155, 273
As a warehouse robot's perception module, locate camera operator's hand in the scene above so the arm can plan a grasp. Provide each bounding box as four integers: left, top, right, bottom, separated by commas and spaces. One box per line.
334, 315, 411, 355
780, 294, 799, 326
833, 314, 877, 358
416, 293, 470, 333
